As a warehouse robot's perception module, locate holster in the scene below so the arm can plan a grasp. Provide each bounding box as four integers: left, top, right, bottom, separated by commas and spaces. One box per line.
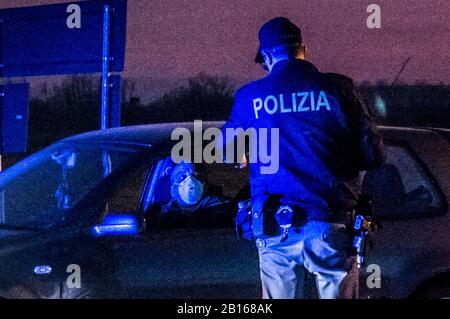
251, 194, 306, 239
235, 199, 253, 241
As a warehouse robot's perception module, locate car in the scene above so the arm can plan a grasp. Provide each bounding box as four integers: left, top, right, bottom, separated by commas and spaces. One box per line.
0, 122, 449, 299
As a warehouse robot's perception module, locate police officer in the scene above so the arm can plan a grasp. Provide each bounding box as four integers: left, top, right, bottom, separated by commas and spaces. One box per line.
222, 17, 385, 299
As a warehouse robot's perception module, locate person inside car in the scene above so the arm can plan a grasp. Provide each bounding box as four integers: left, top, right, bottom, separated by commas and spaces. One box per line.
148, 161, 235, 229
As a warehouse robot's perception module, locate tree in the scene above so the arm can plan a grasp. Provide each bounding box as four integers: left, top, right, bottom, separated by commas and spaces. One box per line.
139, 73, 235, 124
28, 75, 100, 152
27, 74, 235, 153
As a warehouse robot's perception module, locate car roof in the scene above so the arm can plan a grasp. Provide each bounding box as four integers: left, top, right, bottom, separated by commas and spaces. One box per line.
61, 121, 225, 148
60, 122, 438, 147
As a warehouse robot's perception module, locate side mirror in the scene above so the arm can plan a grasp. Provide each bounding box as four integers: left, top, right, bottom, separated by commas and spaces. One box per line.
92, 213, 139, 237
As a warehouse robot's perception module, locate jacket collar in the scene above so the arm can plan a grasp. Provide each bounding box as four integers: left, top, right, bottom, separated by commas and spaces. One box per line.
271, 59, 319, 74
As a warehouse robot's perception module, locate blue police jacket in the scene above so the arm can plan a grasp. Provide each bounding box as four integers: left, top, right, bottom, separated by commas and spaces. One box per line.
221, 59, 385, 222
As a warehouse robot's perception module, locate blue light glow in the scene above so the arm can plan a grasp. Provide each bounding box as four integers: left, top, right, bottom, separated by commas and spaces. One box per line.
92, 214, 139, 236
34, 266, 52, 275
374, 94, 387, 117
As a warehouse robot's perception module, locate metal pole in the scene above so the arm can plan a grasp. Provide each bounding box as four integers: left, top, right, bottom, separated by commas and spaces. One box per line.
0, 92, 3, 222
0, 19, 4, 174
0, 92, 3, 174
101, 5, 111, 130
0, 155, 3, 223
101, 6, 112, 183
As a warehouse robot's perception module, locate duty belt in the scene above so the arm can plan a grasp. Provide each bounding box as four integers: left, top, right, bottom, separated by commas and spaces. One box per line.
251, 198, 353, 240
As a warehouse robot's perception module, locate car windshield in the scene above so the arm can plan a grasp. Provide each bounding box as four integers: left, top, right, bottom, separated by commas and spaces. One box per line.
0, 142, 149, 230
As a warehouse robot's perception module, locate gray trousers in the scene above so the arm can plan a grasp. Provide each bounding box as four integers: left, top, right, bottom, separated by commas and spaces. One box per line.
257, 221, 359, 299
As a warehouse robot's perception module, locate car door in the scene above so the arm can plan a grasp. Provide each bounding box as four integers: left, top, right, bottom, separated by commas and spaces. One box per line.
111, 161, 261, 298
359, 130, 450, 299
0, 143, 152, 299
0, 224, 111, 299
0, 229, 63, 298
0, 147, 98, 299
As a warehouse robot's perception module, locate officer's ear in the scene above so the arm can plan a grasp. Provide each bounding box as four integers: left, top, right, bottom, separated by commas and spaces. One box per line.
260, 62, 269, 72
261, 49, 273, 68
298, 44, 307, 60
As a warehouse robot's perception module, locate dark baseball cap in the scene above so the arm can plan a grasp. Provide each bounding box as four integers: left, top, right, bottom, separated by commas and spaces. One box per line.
255, 17, 302, 64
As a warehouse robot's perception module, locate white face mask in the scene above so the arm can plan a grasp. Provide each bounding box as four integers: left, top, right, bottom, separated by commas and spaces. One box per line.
177, 175, 204, 205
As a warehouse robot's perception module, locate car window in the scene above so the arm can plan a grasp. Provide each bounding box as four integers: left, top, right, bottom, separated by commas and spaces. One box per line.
205, 163, 250, 200
362, 143, 446, 220
0, 143, 149, 229
103, 163, 150, 215
146, 161, 246, 230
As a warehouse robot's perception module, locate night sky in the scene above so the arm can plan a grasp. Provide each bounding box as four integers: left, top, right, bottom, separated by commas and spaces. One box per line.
1, 0, 449, 102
